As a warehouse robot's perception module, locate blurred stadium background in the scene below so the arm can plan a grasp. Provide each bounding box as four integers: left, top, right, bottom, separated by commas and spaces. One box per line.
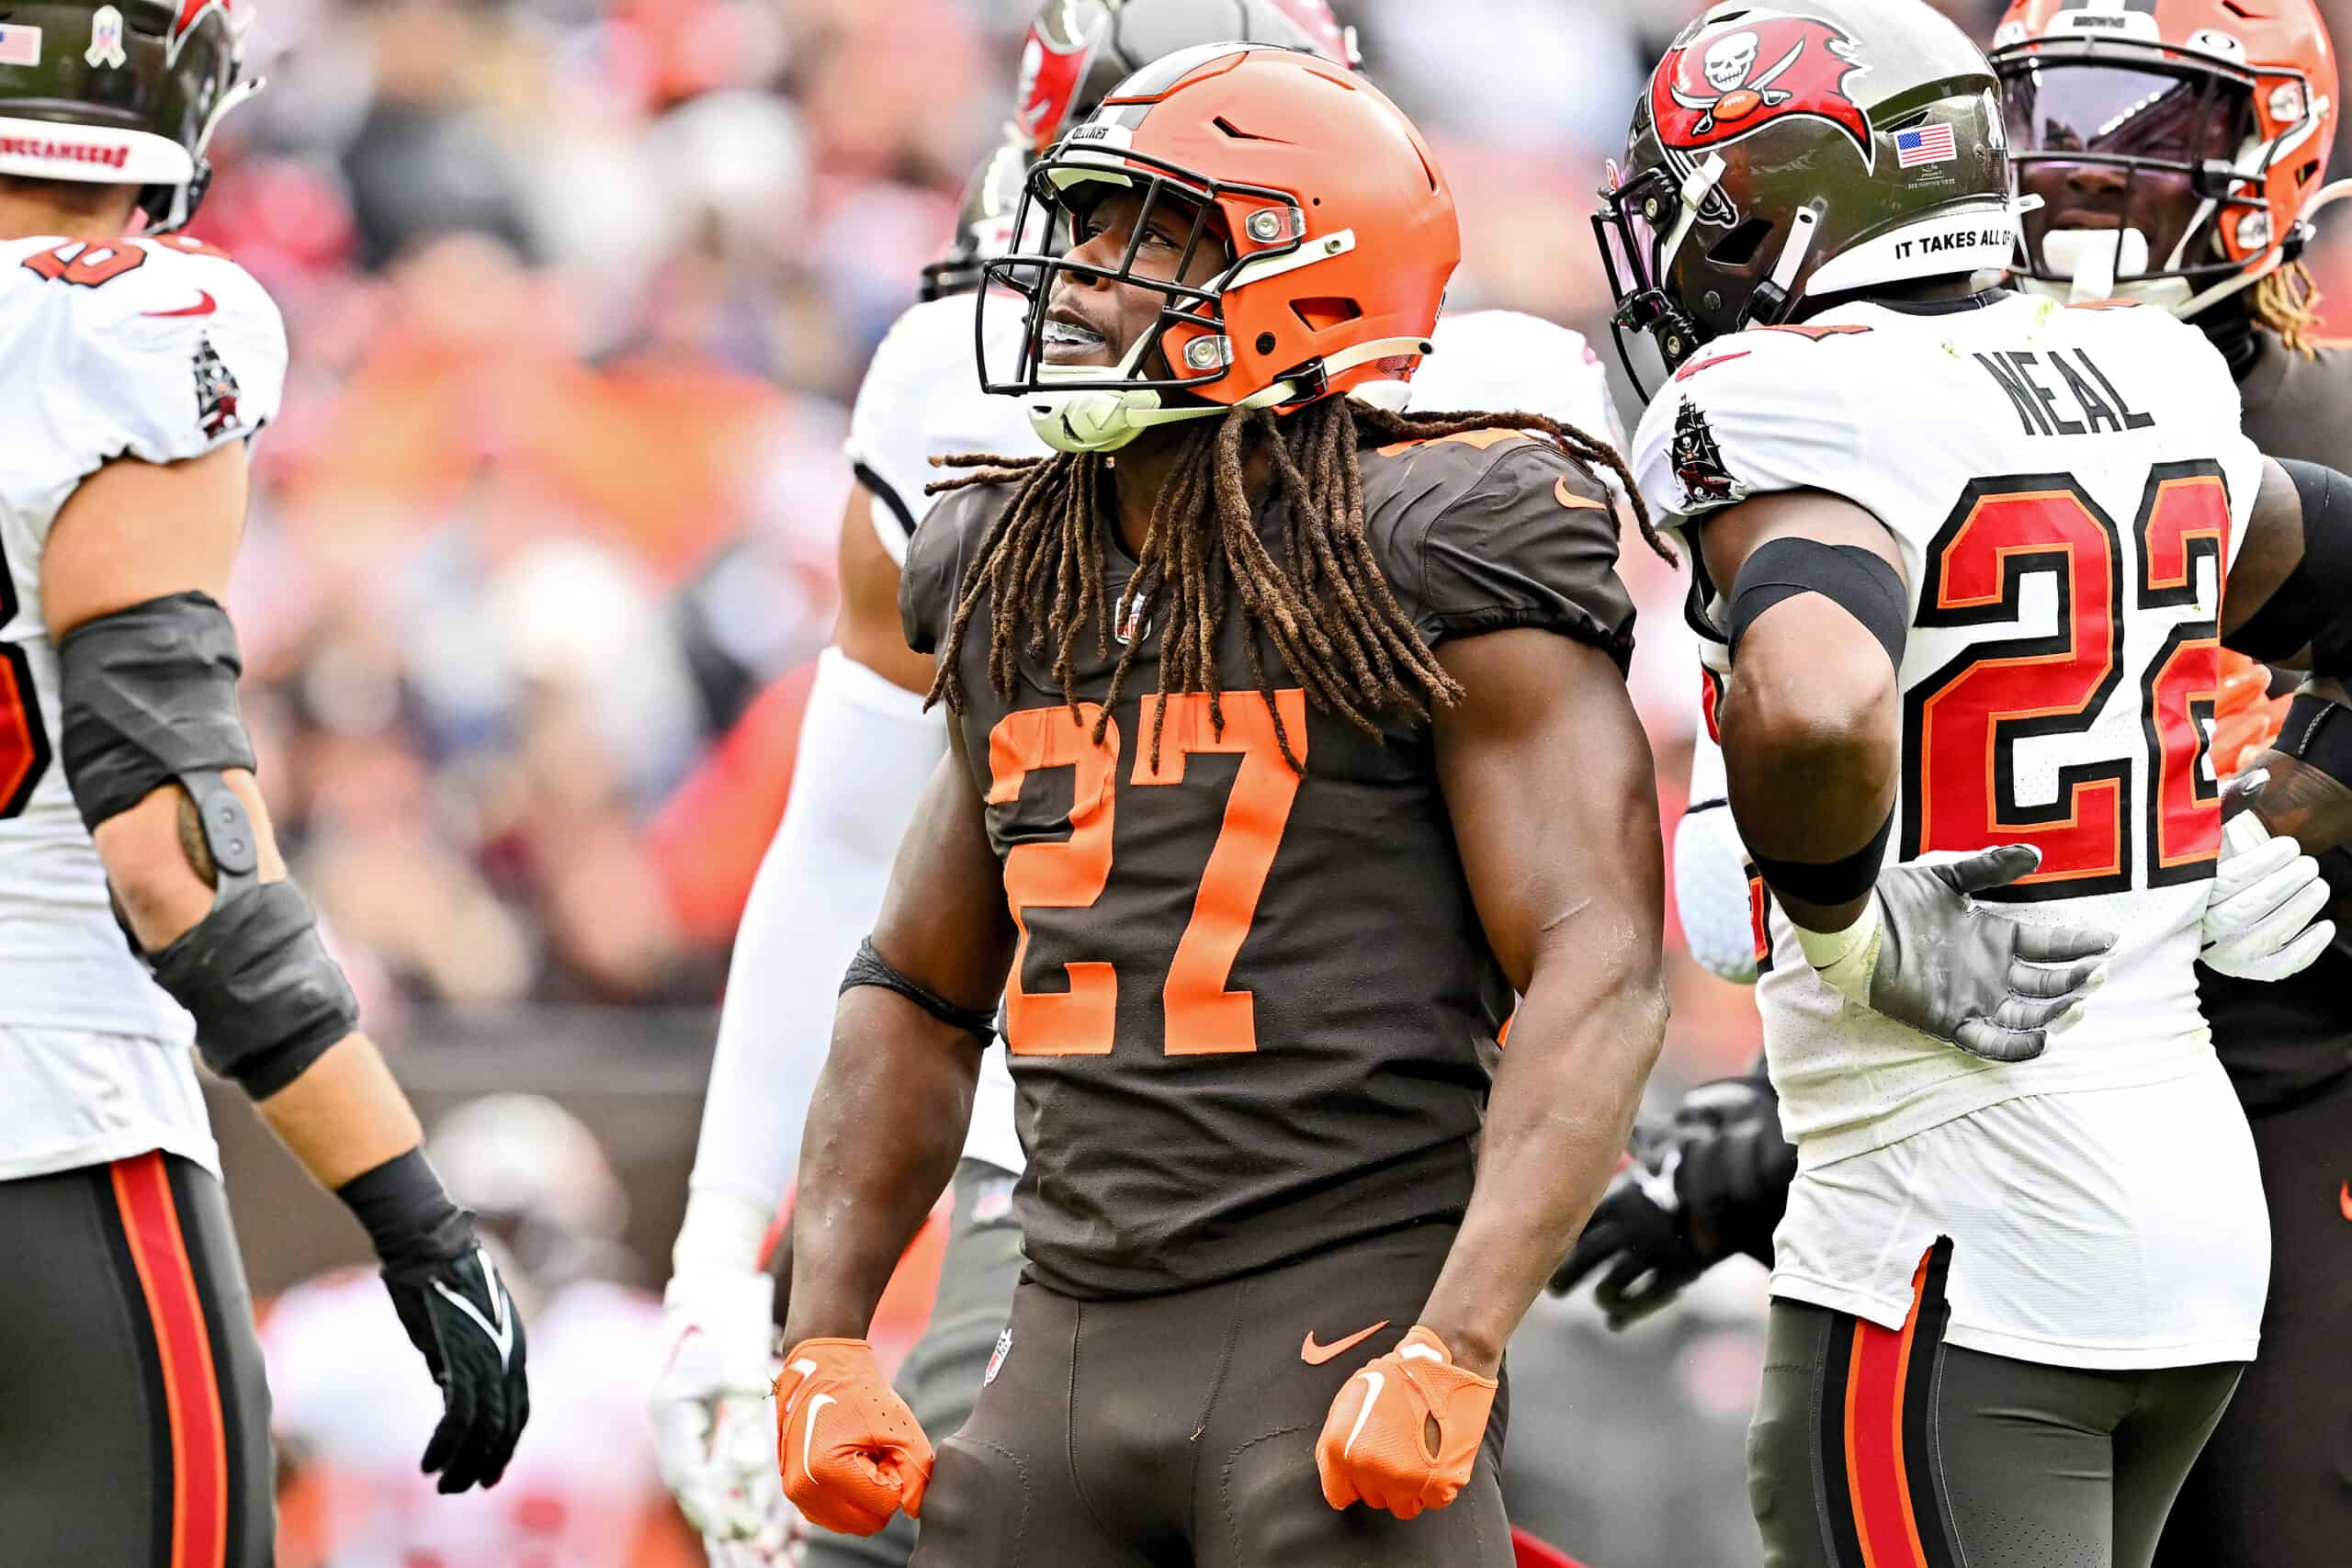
201, 2, 2352, 1563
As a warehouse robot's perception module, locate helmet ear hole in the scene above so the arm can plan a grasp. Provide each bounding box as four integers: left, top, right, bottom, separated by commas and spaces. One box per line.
1291, 295, 1363, 332
1707, 219, 1776, 269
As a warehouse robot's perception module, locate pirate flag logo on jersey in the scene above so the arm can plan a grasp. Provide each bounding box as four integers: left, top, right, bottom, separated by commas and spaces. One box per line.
1671, 400, 1743, 510
192, 336, 242, 438
1654, 12, 1871, 169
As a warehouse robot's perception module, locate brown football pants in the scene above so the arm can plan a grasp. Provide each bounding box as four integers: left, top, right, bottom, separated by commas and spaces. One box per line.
910, 1220, 1513, 1568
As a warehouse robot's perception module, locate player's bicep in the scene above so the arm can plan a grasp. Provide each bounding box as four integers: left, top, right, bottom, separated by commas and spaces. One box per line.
1433, 628, 1665, 993
868, 729, 1015, 1013
2223, 457, 2319, 662
1694, 488, 1906, 601
833, 484, 934, 694
41, 443, 248, 639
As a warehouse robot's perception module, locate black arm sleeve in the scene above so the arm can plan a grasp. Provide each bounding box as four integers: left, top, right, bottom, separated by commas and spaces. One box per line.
2227, 458, 2352, 671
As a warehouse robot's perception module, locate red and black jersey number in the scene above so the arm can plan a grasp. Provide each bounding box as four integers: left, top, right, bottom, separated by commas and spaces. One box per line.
19, 240, 148, 288
987, 690, 1308, 1057
1903, 466, 2229, 899
0, 538, 51, 818
18, 235, 229, 289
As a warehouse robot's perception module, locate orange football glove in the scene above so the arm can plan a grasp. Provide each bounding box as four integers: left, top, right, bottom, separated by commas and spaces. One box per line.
1315, 1325, 1498, 1520
2212, 652, 2293, 780
774, 1337, 934, 1537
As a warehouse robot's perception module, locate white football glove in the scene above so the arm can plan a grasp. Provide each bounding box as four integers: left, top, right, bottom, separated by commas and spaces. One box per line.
2202, 775, 2335, 982
651, 1265, 797, 1556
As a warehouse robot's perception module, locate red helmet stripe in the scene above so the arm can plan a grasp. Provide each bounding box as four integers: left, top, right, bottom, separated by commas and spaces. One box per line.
174, 0, 233, 43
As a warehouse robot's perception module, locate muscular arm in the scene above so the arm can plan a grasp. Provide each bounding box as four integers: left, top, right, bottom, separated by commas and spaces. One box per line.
780, 731, 1017, 1347
1416, 629, 1669, 1374
833, 486, 935, 694
1697, 490, 1908, 932
42, 446, 420, 1182
2222, 459, 2352, 856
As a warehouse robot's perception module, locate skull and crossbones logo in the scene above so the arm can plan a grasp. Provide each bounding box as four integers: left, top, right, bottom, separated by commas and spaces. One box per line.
1674, 28, 1809, 133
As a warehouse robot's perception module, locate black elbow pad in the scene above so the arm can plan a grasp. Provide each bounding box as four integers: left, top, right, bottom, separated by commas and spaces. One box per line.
59, 592, 358, 1098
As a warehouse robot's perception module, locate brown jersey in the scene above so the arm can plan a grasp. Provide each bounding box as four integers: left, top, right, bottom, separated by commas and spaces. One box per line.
901, 428, 1637, 1299
2199, 334, 2352, 1113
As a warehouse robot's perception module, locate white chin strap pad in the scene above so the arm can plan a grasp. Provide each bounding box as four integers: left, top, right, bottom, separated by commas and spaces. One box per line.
2041, 227, 2149, 304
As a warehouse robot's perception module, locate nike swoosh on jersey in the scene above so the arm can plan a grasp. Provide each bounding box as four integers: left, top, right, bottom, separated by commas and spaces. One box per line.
1301, 1320, 1390, 1366
1342, 1369, 1385, 1458
1555, 476, 1609, 511
143, 290, 218, 318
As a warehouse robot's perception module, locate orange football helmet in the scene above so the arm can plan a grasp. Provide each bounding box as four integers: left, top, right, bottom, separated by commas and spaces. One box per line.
980, 44, 1460, 454
1994, 0, 2349, 314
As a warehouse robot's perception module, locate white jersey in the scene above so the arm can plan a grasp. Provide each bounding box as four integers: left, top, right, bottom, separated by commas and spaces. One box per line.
0, 234, 286, 1182
1632, 291, 2267, 1366
839, 293, 1628, 1179
266, 1273, 669, 1568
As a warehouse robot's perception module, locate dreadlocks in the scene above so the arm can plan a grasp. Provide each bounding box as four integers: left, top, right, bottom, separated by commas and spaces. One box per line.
2254, 259, 2328, 358
923, 396, 1673, 773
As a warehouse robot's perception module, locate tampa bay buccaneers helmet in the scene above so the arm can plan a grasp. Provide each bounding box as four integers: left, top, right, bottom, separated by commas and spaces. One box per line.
982, 45, 1457, 455
1993, 0, 2348, 317
1012, 0, 1357, 155
922, 132, 1031, 302
1596, 0, 2029, 391
0, 0, 256, 231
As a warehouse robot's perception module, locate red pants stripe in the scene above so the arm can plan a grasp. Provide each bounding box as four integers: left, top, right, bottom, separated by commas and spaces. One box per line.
110, 1151, 230, 1568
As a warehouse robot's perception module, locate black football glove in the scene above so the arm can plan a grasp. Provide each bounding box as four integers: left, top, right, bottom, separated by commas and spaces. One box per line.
1550, 1123, 1707, 1330
383, 1243, 532, 1493
1669, 1073, 1797, 1269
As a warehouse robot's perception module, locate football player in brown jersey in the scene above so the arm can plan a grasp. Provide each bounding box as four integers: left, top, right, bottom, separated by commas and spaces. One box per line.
772, 42, 1676, 1568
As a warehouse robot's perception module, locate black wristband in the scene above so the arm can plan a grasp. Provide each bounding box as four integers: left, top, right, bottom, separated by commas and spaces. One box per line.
842, 937, 999, 1044
336, 1148, 475, 1272
1749, 806, 1895, 909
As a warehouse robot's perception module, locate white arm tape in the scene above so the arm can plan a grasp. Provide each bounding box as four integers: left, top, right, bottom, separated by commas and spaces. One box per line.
682, 647, 949, 1262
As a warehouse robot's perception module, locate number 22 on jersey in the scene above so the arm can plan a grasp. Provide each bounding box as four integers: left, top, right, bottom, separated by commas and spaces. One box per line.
1905, 462, 2230, 897
986, 689, 1308, 1056
0, 536, 50, 819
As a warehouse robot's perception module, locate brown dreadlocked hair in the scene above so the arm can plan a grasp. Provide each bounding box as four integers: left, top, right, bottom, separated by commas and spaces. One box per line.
922, 395, 1674, 773
2253, 259, 2329, 357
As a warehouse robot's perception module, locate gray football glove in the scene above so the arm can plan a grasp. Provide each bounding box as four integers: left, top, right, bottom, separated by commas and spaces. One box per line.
1798, 844, 2116, 1065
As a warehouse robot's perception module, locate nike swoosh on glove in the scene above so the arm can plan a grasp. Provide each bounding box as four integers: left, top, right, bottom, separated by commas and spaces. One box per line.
1316, 1325, 1498, 1520
1800, 844, 2117, 1065
2201, 773, 2336, 982
774, 1337, 933, 1537
383, 1244, 531, 1493
1548, 1125, 1705, 1329
652, 1269, 795, 1551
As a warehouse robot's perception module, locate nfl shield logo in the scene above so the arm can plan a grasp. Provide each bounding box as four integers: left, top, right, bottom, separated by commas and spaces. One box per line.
984, 1327, 1012, 1386
1114, 591, 1150, 647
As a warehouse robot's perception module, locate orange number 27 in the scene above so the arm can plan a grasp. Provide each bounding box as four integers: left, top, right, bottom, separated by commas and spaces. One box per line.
986, 689, 1308, 1058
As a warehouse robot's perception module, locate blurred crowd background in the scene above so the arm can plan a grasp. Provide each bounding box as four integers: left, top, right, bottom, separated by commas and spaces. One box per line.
192, 3, 2352, 1565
